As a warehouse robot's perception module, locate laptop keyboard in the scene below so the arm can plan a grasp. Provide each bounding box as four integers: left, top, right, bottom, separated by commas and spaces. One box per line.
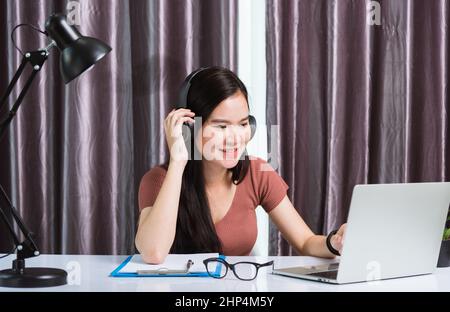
308, 270, 338, 279
274, 262, 340, 281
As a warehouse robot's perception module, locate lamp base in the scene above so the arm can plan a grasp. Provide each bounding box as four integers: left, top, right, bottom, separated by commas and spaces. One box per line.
0, 267, 67, 288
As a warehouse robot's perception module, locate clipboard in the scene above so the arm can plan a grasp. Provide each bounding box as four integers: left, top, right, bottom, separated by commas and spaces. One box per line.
110, 253, 226, 277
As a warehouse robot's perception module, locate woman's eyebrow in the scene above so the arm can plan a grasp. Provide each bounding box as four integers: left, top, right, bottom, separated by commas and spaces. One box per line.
210, 116, 249, 124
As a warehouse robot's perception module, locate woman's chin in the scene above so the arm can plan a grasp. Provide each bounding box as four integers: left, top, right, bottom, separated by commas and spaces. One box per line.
214, 151, 245, 168
219, 159, 240, 169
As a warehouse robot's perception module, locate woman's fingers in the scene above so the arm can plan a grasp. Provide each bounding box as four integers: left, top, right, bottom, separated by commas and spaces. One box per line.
336, 223, 346, 236
170, 111, 195, 130
175, 116, 195, 126
170, 108, 193, 119
166, 108, 176, 120
165, 109, 194, 130
166, 108, 191, 120
331, 235, 343, 252
333, 223, 347, 252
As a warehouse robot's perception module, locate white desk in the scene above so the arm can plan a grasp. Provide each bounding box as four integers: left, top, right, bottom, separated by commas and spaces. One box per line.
1, 254, 449, 292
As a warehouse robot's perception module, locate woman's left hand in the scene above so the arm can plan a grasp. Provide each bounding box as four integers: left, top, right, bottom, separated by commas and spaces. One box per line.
330, 223, 347, 254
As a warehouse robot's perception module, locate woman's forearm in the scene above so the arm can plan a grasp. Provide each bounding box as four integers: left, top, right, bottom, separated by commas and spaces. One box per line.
135, 161, 185, 263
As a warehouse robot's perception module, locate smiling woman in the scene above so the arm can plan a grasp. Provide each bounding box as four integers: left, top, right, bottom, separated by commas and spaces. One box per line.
135, 67, 346, 264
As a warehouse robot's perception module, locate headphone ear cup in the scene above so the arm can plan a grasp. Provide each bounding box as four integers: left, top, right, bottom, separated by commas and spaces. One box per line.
248, 115, 257, 140
181, 122, 195, 159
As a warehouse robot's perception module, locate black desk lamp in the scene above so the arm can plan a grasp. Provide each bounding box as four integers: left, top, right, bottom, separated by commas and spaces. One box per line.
0, 13, 111, 288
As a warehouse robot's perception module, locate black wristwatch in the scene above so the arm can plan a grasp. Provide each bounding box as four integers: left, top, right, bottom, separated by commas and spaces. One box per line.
326, 229, 341, 256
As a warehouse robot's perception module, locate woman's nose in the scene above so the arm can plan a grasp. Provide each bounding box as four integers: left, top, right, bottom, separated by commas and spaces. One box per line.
224, 126, 246, 146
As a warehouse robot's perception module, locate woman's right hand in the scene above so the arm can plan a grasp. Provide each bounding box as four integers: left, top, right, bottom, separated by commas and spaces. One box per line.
164, 108, 195, 167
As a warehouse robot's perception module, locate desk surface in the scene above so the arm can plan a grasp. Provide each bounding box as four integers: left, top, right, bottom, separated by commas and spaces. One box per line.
1, 254, 449, 292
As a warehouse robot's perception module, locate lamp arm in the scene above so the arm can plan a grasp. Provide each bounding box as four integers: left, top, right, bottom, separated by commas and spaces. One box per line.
0, 49, 49, 261
0, 50, 49, 141
0, 56, 27, 114
0, 184, 38, 259
0, 186, 21, 247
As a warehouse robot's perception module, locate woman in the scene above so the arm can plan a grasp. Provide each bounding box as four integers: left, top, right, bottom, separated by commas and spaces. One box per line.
135, 66, 346, 264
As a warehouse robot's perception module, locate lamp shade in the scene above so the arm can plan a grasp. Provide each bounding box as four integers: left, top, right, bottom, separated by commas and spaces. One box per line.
45, 14, 111, 84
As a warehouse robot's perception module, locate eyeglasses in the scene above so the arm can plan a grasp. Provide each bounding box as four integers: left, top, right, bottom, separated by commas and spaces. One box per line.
203, 257, 274, 281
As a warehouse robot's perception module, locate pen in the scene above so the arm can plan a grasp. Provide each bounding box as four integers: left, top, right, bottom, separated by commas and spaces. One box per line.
186, 259, 194, 272
137, 259, 194, 275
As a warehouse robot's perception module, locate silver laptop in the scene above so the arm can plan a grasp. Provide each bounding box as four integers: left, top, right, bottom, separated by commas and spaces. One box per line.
273, 182, 450, 284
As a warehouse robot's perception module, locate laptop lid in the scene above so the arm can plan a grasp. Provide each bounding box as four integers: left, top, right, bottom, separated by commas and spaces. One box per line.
336, 182, 450, 284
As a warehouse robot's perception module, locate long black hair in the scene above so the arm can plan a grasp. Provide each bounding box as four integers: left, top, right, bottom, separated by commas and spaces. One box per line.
165, 66, 251, 254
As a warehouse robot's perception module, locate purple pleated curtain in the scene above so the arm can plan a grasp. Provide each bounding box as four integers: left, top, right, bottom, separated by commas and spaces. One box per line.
0, 0, 237, 254
267, 0, 450, 255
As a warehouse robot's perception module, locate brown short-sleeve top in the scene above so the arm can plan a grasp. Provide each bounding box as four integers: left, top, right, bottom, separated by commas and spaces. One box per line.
138, 156, 289, 256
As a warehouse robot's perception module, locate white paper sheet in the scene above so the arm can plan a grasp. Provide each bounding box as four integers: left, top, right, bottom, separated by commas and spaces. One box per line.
118, 253, 219, 274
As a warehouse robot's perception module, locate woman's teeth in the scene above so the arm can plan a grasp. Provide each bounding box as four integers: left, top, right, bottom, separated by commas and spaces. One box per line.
220, 148, 238, 152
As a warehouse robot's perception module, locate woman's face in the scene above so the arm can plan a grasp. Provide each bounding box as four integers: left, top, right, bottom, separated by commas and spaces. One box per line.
196, 91, 252, 169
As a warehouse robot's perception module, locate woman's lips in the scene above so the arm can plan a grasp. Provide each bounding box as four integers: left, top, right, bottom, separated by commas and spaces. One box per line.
219, 147, 239, 159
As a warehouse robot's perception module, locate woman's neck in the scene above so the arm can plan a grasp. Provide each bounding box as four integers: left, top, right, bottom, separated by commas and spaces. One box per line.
202, 161, 231, 187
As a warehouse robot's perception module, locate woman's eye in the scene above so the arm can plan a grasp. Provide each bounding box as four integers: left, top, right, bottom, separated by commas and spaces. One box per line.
240, 122, 249, 127
216, 125, 227, 129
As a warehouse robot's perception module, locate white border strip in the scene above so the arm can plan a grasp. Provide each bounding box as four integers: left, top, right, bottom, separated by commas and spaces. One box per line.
238, 0, 268, 256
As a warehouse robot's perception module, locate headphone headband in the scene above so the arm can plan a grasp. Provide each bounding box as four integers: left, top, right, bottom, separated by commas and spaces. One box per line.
176, 67, 208, 109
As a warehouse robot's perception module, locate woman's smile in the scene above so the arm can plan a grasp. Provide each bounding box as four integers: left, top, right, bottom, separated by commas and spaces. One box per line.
219, 146, 239, 159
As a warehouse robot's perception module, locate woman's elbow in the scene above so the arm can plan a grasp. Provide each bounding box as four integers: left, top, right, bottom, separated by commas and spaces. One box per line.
140, 248, 168, 264
135, 238, 168, 264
